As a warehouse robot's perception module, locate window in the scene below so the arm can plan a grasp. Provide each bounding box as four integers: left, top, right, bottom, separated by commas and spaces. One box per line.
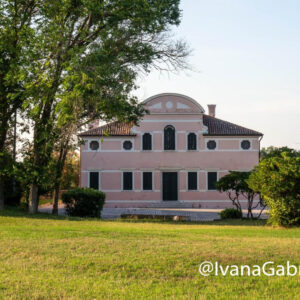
164, 125, 175, 150
142, 133, 152, 150
241, 140, 251, 150
89, 172, 99, 190
143, 172, 152, 190
207, 140, 217, 150
207, 172, 217, 190
187, 133, 197, 150
123, 172, 133, 190
123, 140, 133, 150
188, 172, 197, 190
90, 140, 99, 151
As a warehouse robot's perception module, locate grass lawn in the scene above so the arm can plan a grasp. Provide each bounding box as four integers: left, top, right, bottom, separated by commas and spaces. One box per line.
1, 209, 300, 299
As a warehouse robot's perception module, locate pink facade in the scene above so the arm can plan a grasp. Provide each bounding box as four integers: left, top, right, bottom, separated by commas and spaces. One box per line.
79, 93, 263, 208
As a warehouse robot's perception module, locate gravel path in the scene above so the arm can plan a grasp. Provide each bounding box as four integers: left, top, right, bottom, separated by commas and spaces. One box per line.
39, 204, 268, 221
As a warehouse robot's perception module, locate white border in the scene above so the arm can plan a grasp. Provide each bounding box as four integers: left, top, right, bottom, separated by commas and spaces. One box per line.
142, 93, 205, 113
88, 171, 101, 190
142, 171, 154, 191
122, 171, 134, 191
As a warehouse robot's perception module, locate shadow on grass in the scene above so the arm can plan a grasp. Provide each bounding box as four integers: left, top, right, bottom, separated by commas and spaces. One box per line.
0, 206, 268, 226
116, 218, 268, 226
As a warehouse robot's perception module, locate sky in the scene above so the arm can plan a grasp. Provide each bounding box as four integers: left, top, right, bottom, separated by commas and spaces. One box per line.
134, 0, 300, 149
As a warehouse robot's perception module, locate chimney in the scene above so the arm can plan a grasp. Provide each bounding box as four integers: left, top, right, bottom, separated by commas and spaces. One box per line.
207, 104, 216, 117
88, 119, 99, 130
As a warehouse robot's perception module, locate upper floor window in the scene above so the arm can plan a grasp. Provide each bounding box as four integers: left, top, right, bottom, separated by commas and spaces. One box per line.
187, 133, 197, 150
164, 125, 175, 150
142, 133, 152, 150
123, 140, 133, 150
241, 140, 251, 150
207, 140, 217, 150
90, 140, 99, 151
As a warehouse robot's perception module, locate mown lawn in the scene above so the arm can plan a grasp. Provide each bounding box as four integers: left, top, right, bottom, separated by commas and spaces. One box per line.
0, 208, 300, 299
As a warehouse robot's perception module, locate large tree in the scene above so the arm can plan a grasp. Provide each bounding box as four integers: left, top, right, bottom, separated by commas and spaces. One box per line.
19, 0, 189, 213
0, 0, 37, 209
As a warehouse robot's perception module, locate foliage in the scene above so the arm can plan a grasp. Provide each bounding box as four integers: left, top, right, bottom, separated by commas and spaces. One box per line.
62, 188, 105, 218
248, 152, 300, 226
220, 208, 243, 219
260, 146, 300, 160
9, 0, 189, 213
0, 0, 37, 208
216, 171, 264, 218
3, 177, 22, 206
60, 151, 80, 190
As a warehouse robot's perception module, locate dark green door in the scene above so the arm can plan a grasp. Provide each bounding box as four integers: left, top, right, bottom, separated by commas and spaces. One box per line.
163, 172, 178, 201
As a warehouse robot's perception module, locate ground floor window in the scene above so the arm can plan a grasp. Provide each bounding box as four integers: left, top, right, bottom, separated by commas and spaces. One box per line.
143, 172, 152, 190
207, 172, 217, 190
188, 172, 197, 190
123, 172, 133, 190
89, 172, 99, 190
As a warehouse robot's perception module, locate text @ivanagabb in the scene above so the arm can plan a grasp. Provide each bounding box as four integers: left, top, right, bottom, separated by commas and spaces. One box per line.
199, 261, 300, 277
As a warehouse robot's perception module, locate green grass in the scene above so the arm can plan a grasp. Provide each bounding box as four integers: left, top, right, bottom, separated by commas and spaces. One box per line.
1, 208, 300, 299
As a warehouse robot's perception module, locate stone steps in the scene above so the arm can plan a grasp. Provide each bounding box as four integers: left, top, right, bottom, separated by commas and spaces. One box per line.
150, 201, 195, 208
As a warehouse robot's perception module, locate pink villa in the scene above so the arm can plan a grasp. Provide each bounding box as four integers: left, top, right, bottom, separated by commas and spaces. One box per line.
79, 93, 263, 209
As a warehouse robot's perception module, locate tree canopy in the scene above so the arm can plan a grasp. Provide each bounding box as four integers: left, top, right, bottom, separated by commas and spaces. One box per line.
0, 0, 190, 212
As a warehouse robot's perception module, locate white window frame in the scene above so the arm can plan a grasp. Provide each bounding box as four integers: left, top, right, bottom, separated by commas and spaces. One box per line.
187, 171, 198, 191
122, 171, 134, 191
88, 171, 101, 190
142, 171, 154, 191
141, 132, 153, 151
240, 139, 252, 151
186, 132, 198, 151
205, 139, 218, 151
206, 171, 219, 191
88, 139, 101, 152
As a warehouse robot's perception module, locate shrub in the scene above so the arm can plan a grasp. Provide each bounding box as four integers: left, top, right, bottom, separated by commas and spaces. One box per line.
62, 188, 105, 218
4, 177, 23, 206
248, 152, 300, 226
220, 208, 243, 219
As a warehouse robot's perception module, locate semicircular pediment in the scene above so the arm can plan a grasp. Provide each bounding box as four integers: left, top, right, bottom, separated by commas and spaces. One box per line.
142, 93, 205, 114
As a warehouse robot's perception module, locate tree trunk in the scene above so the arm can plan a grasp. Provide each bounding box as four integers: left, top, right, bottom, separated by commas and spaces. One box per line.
52, 182, 60, 215
52, 142, 69, 215
29, 184, 39, 214
0, 178, 4, 210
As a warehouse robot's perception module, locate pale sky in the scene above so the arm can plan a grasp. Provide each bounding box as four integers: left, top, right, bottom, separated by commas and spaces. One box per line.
135, 0, 300, 149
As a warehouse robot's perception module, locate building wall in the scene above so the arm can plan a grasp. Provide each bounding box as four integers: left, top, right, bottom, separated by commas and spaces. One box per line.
80, 94, 261, 208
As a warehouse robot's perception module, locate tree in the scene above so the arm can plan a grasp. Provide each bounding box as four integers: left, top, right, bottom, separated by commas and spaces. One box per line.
216, 171, 265, 219
260, 146, 299, 160
248, 152, 300, 226
23, 0, 190, 213
0, 0, 36, 209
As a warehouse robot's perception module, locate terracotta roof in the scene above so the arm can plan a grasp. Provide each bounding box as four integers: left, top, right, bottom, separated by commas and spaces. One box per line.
79, 116, 263, 137
203, 114, 263, 136
78, 121, 135, 137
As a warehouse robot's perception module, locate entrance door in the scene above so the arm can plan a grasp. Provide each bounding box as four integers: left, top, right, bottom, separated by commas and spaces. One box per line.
162, 172, 178, 201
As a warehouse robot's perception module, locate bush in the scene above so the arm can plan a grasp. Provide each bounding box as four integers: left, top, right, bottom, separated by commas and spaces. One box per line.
248, 152, 300, 226
62, 188, 105, 218
4, 178, 23, 206
220, 208, 243, 219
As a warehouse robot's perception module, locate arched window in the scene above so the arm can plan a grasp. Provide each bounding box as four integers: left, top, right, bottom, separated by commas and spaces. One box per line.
164, 125, 175, 150
142, 133, 152, 150
187, 133, 197, 150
